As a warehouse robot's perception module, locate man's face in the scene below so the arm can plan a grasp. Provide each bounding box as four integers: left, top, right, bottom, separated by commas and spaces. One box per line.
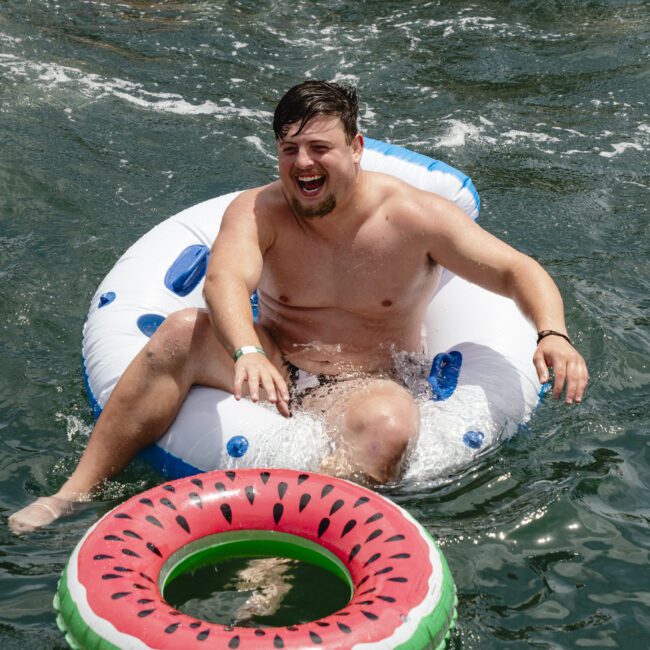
276, 116, 362, 219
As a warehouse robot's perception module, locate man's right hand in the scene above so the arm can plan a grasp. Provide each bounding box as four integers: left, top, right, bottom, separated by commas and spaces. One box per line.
233, 353, 291, 417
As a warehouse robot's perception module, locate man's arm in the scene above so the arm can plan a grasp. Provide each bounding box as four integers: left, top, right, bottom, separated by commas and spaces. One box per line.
204, 188, 290, 416
421, 192, 589, 404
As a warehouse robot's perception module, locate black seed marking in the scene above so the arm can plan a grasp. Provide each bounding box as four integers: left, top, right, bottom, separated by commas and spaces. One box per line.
133, 583, 149, 590
389, 553, 411, 559
260, 471, 270, 484
278, 482, 288, 500
228, 636, 240, 649
341, 519, 356, 537
335, 611, 350, 616
315, 621, 330, 627
388, 576, 408, 583
176, 515, 190, 533
359, 587, 376, 596
321, 484, 334, 498
139, 572, 155, 583
297, 474, 309, 484
357, 575, 370, 588
147, 542, 162, 557
374, 566, 394, 576
318, 517, 330, 537
138, 598, 154, 604
366, 529, 382, 543
189, 622, 201, 629
299, 493, 311, 512
221, 503, 233, 524
102, 574, 121, 580
122, 549, 141, 558
93, 554, 114, 561
385, 534, 405, 542
274, 635, 285, 648
245, 485, 255, 505
146, 515, 163, 528
254, 629, 266, 636
139, 498, 154, 508
215, 482, 226, 493
114, 513, 132, 520
160, 497, 176, 510
329, 499, 344, 516
365, 513, 383, 524
337, 622, 351, 634
163, 484, 176, 493
349, 544, 361, 562
138, 609, 155, 617
165, 623, 180, 634
113, 566, 133, 572
123, 529, 142, 540
189, 492, 203, 509
197, 630, 210, 641
309, 631, 322, 644
104, 534, 123, 542
273, 503, 284, 525
225, 470, 236, 482
378, 595, 396, 603
354, 496, 370, 508
111, 591, 131, 599
362, 611, 379, 621
364, 553, 381, 567
358, 600, 374, 605
191, 478, 204, 490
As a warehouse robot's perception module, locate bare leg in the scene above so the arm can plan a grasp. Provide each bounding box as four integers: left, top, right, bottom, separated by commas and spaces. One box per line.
9, 308, 284, 534
310, 379, 420, 484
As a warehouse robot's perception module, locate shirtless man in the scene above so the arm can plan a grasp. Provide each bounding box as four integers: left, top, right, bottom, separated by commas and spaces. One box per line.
9, 80, 588, 534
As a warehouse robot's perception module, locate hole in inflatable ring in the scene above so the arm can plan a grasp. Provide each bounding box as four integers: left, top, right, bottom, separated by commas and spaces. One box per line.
162, 530, 353, 627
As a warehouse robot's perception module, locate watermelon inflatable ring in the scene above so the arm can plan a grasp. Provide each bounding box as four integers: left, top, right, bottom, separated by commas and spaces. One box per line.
55, 468, 457, 649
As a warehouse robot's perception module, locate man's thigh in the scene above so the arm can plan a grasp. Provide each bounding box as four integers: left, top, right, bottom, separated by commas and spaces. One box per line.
172, 308, 288, 392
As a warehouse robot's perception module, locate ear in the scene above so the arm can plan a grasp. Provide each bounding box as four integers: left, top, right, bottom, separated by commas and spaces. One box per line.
351, 132, 364, 163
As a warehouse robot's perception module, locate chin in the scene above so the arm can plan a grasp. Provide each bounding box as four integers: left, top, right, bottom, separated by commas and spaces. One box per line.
291, 194, 336, 218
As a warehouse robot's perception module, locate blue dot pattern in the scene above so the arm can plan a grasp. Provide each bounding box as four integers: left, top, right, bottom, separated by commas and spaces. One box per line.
99, 291, 116, 308
226, 435, 249, 458
463, 430, 484, 449
137, 313, 166, 338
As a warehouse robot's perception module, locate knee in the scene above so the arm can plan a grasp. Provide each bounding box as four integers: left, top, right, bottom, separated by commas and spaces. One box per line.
345, 399, 419, 482
143, 308, 206, 373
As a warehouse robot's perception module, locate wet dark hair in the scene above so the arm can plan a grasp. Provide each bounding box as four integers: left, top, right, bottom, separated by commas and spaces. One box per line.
273, 80, 359, 143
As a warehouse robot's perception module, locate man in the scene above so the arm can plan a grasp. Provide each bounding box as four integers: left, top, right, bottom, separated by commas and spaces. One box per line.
9, 81, 588, 534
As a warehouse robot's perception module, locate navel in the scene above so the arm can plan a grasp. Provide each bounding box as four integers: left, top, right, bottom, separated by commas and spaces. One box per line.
381, 299, 393, 307
279, 294, 290, 303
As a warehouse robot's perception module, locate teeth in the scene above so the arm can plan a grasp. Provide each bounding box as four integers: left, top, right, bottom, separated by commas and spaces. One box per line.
298, 175, 323, 181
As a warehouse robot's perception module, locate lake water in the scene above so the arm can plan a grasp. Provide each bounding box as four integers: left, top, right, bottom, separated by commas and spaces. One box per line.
1, 1, 648, 648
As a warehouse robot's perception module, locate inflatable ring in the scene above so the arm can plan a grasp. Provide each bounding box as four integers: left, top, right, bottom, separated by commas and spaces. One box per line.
55, 468, 457, 649
82, 138, 542, 482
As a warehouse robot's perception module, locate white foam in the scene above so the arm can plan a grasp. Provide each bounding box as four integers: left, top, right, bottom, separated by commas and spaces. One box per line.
599, 142, 644, 158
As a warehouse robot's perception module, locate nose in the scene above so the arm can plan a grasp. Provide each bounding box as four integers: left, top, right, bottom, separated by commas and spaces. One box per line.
295, 147, 314, 169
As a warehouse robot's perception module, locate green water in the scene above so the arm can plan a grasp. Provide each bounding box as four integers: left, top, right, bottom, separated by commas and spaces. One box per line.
0, 1, 648, 647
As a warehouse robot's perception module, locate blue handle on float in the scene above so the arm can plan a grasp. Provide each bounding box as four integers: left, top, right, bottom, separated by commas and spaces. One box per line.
164, 245, 210, 297
428, 350, 462, 401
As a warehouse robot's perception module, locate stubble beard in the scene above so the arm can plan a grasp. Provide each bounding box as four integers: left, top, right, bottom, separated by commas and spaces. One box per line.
291, 194, 337, 219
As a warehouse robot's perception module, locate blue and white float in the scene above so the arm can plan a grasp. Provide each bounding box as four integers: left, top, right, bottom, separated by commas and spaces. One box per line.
82, 138, 542, 483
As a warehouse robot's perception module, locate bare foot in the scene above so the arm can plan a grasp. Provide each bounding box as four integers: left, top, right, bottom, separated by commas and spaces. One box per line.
233, 557, 292, 620
8, 496, 85, 535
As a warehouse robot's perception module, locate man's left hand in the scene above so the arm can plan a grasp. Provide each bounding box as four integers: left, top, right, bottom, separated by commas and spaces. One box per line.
533, 336, 589, 404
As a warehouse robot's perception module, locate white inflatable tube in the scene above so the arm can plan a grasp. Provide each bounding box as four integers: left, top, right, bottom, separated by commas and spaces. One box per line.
82, 138, 542, 481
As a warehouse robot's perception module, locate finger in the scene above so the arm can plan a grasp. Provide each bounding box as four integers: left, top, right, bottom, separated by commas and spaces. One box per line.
552, 362, 567, 400
233, 364, 247, 400
564, 361, 579, 404
272, 370, 290, 403
574, 365, 589, 403
247, 368, 260, 401
276, 397, 291, 418
259, 370, 278, 403
533, 350, 550, 385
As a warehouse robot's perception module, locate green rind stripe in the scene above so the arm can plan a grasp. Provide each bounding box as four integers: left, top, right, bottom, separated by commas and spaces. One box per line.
54, 564, 121, 650
393, 533, 457, 650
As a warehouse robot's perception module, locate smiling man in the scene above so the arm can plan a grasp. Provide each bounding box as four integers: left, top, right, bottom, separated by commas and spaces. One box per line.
9, 80, 588, 533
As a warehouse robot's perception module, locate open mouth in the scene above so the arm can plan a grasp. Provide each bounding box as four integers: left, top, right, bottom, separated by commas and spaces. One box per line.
296, 174, 325, 195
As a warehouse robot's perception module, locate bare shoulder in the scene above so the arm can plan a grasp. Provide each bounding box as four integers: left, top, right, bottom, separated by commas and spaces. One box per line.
365, 171, 465, 231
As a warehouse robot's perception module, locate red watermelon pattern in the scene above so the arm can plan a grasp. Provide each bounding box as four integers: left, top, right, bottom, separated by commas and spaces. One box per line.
59, 469, 454, 649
